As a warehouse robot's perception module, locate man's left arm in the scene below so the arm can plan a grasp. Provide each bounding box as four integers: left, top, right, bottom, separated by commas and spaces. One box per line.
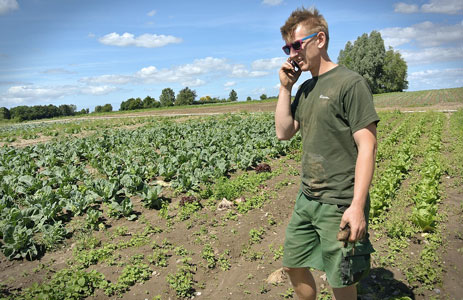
340, 122, 377, 242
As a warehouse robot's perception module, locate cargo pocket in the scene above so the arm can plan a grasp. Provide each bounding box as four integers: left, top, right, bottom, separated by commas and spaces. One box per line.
340, 241, 375, 286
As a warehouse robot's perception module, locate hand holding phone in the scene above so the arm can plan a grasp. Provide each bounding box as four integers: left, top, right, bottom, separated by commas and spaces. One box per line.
279, 59, 301, 89
291, 60, 300, 72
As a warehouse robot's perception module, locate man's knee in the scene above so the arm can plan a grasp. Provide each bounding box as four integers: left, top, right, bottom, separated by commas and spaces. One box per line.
283, 266, 310, 279
283, 267, 317, 300
282, 267, 315, 284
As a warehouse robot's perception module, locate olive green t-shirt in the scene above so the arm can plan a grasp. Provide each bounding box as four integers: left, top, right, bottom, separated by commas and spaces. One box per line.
291, 65, 380, 206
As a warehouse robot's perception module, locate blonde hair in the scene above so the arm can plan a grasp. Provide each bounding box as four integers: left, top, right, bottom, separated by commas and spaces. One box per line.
280, 7, 330, 50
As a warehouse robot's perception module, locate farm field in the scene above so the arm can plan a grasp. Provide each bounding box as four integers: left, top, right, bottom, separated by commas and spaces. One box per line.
1, 88, 463, 300
1, 87, 462, 149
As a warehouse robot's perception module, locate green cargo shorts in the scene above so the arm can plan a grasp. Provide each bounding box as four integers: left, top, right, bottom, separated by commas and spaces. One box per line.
283, 190, 374, 288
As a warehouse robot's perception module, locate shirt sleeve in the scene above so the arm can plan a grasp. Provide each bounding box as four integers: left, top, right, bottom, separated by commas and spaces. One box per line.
343, 78, 380, 134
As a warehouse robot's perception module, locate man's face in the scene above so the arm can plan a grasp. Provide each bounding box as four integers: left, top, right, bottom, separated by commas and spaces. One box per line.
287, 25, 319, 72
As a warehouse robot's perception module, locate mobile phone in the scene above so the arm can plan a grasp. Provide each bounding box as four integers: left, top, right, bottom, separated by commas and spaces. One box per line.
291, 60, 300, 72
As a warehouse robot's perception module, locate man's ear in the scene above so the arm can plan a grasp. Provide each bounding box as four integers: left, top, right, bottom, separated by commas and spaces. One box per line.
317, 32, 326, 49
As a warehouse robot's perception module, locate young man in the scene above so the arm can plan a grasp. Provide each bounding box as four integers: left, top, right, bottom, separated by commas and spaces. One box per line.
275, 7, 380, 300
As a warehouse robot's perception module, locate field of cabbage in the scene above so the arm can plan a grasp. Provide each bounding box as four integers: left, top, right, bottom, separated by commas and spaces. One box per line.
0, 107, 462, 300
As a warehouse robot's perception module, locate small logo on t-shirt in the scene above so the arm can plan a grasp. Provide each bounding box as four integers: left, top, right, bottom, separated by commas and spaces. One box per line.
319, 95, 330, 99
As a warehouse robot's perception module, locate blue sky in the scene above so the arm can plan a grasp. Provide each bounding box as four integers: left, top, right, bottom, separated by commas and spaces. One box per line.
0, 0, 462, 111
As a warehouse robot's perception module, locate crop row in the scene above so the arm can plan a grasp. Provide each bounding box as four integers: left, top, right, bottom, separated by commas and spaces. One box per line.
376, 113, 415, 161
370, 114, 428, 219
410, 114, 444, 232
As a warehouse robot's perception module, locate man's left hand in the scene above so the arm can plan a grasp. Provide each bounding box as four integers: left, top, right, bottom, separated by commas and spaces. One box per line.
339, 206, 366, 243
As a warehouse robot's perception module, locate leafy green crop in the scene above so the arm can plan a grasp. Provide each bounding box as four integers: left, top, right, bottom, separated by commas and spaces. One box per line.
0, 113, 298, 260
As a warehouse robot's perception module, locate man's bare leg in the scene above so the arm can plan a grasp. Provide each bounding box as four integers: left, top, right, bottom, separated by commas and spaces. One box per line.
283, 267, 317, 300
332, 284, 357, 300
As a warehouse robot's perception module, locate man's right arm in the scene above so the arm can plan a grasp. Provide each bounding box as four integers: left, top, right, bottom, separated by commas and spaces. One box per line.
275, 87, 299, 140
275, 60, 300, 140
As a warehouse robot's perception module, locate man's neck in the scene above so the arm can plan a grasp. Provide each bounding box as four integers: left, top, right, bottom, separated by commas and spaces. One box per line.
310, 53, 337, 77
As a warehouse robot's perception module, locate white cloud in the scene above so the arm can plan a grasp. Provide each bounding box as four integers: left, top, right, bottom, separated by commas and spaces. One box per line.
147, 10, 156, 17
1, 85, 76, 106
0, 84, 118, 106
134, 56, 267, 83
394, 3, 419, 13
6, 85, 76, 99
80, 56, 270, 90
231, 64, 268, 77
82, 85, 119, 95
421, 0, 463, 14
394, 0, 463, 14
176, 57, 227, 76
381, 21, 463, 47
398, 47, 463, 65
408, 68, 463, 90
80, 74, 133, 85
262, 0, 283, 6
181, 78, 205, 87
99, 32, 182, 48
134, 57, 230, 85
88, 32, 96, 38
224, 81, 236, 87
0, 0, 18, 15
252, 57, 286, 70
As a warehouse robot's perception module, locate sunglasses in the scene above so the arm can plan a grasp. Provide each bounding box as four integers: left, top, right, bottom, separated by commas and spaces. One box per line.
282, 32, 318, 55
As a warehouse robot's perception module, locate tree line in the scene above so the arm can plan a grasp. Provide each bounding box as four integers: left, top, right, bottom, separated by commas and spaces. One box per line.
0, 105, 89, 122
0, 88, 269, 121
120, 87, 240, 111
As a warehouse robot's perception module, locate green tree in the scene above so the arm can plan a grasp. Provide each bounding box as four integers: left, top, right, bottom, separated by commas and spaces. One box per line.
229, 89, 238, 102
337, 41, 354, 69
175, 87, 196, 106
120, 98, 134, 111
246, 96, 252, 102
0, 107, 10, 119
143, 96, 157, 108
260, 94, 267, 100
58, 104, 76, 116
10, 106, 30, 121
160, 88, 175, 107
129, 97, 143, 110
381, 47, 408, 92
338, 30, 407, 93
102, 103, 113, 112
120, 97, 143, 110
76, 108, 89, 115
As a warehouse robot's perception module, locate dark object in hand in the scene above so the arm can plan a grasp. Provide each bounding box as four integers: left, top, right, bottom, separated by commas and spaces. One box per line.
337, 224, 351, 242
